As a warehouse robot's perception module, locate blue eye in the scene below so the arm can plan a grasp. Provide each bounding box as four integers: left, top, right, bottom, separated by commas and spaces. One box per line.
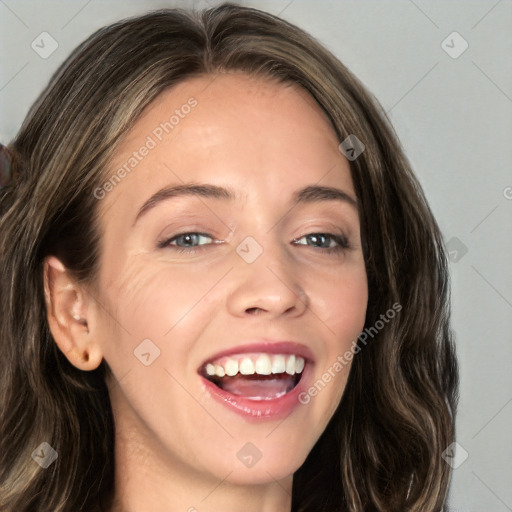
158, 232, 214, 253
292, 233, 349, 253
158, 231, 349, 255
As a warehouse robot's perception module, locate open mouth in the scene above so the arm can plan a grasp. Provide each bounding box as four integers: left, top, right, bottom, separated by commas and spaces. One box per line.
199, 353, 306, 401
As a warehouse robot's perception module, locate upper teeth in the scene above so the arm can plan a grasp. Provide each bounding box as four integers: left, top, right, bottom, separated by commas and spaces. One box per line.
205, 353, 305, 378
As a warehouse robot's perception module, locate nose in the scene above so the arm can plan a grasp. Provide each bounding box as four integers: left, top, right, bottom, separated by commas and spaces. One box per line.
226, 239, 309, 319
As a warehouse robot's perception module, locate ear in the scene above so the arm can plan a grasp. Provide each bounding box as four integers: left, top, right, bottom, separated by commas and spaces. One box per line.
43, 255, 103, 371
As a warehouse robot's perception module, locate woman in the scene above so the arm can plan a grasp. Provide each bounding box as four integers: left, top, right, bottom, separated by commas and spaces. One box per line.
0, 4, 458, 511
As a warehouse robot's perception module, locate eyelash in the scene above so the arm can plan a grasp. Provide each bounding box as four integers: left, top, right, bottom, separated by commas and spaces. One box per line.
158, 231, 350, 255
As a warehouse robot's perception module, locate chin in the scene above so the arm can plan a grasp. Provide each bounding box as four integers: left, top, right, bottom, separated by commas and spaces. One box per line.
194, 432, 315, 486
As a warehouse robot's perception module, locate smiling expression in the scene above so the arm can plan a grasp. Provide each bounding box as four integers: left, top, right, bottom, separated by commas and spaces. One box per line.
92, 72, 368, 485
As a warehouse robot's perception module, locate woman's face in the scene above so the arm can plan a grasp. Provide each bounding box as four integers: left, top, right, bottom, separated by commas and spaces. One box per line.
93, 73, 367, 485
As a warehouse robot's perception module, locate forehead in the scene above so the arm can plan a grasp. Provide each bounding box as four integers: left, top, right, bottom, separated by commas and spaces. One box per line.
123, 73, 335, 144
99, 72, 352, 218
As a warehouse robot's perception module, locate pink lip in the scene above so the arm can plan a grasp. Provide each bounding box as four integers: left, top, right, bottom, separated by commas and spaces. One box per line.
198, 340, 314, 421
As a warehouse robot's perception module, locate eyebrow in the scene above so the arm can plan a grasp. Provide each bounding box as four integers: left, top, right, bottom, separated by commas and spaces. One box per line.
133, 183, 358, 225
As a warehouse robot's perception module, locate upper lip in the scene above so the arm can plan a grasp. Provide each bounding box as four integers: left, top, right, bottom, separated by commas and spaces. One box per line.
199, 340, 315, 369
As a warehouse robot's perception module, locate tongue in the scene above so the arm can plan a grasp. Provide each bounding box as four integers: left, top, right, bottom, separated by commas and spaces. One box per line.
219, 374, 296, 400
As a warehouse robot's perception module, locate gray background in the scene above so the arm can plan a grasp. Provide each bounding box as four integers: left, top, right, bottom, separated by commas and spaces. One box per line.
1, 0, 511, 510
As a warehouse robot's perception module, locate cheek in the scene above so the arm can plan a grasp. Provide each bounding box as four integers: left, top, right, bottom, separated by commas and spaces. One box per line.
104, 257, 207, 330
312, 261, 368, 344
305, 262, 367, 417
97, 258, 221, 369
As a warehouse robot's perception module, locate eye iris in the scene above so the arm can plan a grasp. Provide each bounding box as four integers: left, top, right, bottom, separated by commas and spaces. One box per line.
178, 234, 199, 246
308, 234, 330, 248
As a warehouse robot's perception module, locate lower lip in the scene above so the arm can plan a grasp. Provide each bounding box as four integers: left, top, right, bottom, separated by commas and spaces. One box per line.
200, 365, 311, 421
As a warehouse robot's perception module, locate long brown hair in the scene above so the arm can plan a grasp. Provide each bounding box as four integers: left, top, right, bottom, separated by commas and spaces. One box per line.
0, 4, 458, 511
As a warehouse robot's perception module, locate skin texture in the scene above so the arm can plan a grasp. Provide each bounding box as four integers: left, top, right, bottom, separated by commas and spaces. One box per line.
44, 73, 368, 512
